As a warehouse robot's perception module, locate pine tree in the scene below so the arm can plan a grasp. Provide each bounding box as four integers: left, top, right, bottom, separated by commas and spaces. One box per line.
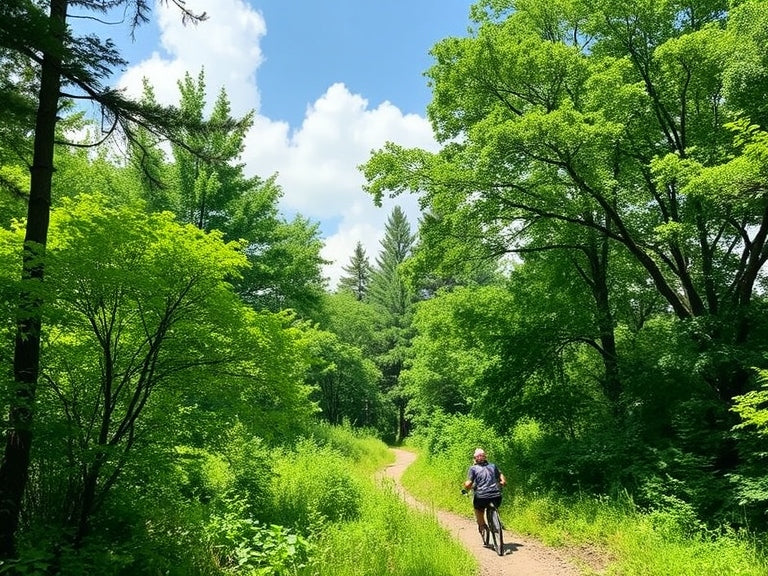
368, 206, 416, 442
338, 241, 373, 300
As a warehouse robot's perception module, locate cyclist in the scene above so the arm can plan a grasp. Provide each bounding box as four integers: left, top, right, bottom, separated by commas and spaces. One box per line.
463, 448, 506, 535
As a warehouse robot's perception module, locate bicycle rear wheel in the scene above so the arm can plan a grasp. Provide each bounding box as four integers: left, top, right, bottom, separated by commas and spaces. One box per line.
488, 506, 504, 556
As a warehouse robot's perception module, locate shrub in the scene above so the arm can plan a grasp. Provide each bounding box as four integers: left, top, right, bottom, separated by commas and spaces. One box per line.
270, 439, 362, 530
205, 495, 312, 576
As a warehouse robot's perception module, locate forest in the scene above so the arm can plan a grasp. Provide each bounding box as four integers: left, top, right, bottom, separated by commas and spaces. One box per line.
2, 0, 768, 575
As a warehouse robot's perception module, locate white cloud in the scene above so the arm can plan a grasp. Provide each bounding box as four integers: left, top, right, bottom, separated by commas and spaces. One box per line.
118, 0, 264, 115
244, 84, 435, 288
118, 0, 439, 290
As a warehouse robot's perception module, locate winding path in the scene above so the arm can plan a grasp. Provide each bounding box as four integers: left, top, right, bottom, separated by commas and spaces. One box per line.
379, 448, 596, 576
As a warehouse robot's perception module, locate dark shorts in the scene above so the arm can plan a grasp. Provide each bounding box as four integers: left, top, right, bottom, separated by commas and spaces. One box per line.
473, 495, 502, 511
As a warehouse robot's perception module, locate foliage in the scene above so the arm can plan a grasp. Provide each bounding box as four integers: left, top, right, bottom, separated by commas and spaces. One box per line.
136, 70, 328, 320
205, 496, 312, 576
729, 369, 768, 525
299, 324, 383, 428
303, 480, 476, 576
306, 421, 393, 475
317, 291, 381, 356
402, 424, 768, 576
270, 438, 363, 530
367, 206, 417, 442
337, 241, 373, 300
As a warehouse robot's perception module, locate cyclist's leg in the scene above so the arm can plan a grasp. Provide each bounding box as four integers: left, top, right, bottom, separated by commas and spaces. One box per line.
492, 497, 502, 528
474, 508, 486, 529
473, 496, 489, 533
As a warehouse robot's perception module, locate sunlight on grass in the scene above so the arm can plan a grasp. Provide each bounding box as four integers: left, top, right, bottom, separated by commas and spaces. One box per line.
309, 421, 394, 475
401, 451, 470, 515
304, 480, 477, 576
400, 447, 768, 576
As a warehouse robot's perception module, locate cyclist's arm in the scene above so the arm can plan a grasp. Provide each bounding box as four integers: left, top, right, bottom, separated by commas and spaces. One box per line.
499, 473, 507, 487
464, 468, 476, 491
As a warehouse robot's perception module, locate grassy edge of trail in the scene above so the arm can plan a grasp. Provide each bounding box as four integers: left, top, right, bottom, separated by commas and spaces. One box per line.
400, 449, 768, 576
297, 439, 477, 576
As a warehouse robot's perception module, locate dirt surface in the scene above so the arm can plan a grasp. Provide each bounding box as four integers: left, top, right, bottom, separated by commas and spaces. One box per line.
379, 448, 605, 576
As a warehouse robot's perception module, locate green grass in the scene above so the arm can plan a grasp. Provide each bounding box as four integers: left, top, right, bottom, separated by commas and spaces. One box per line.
304, 481, 476, 576
277, 430, 476, 576
400, 448, 768, 576
308, 421, 394, 475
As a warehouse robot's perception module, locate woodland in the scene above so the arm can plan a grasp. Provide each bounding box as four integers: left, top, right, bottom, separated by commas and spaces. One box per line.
2, 0, 768, 575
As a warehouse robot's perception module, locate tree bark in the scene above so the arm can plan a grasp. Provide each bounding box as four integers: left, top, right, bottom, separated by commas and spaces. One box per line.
0, 0, 66, 558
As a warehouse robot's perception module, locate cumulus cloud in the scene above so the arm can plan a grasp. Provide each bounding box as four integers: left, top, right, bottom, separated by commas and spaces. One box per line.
242, 84, 435, 286
118, 0, 264, 115
118, 0, 438, 289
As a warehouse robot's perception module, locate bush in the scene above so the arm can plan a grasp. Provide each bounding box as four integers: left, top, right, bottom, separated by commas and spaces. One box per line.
270, 439, 362, 530
205, 495, 312, 576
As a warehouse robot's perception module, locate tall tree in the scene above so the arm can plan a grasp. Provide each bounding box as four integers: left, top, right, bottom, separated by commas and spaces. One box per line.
337, 241, 373, 300
368, 206, 416, 442
161, 72, 328, 318
43, 194, 252, 545
0, 0, 218, 557
362, 0, 768, 410
172, 70, 254, 232
128, 79, 175, 213
238, 213, 329, 319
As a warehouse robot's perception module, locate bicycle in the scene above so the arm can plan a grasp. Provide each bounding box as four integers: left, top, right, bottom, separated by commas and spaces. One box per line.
483, 500, 504, 556
461, 489, 505, 556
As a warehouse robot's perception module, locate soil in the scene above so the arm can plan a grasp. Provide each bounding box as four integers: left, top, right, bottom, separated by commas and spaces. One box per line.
378, 448, 609, 576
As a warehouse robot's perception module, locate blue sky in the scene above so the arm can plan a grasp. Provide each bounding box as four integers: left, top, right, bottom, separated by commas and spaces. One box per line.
254, 1, 471, 125
100, 0, 474, 286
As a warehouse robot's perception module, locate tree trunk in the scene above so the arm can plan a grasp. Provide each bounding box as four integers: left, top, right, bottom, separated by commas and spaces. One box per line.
0, 0, 66, 558
397, 397, 409, 443
590, 242, 622, 413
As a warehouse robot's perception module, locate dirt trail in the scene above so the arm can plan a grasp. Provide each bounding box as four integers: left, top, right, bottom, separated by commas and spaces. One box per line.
378, 448, 600, 576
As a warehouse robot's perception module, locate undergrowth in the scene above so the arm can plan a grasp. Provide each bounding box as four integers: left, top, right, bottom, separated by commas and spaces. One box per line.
401, 437, 768, 576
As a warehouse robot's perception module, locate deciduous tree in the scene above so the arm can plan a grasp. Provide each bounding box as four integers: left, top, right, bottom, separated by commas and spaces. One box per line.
0, 0, 220, 557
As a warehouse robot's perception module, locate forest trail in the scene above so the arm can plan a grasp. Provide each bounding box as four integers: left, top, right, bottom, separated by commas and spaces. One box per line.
379, 448, 605, 576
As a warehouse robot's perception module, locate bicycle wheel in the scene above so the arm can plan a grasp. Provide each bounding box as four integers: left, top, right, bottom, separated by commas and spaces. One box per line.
488, 506, 504, 556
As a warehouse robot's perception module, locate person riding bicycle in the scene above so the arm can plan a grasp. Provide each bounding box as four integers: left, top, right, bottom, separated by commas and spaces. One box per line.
463, 448, 506, 534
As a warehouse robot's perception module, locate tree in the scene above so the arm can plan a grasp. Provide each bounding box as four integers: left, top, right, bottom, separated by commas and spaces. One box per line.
319, 291, 380, 357
127, 80, 175, 213
0, 0, 220, 557
368, 206, 416, 442
337, 241, 373, 300
172, 70, 255, 232
42, 194, 253, 545
238, 213, 329, 319
159, 72, 328, 319
300, 327, 381, 428
0, 193, 317, 559
362, 0, 768, 413
403, 285, 513, 419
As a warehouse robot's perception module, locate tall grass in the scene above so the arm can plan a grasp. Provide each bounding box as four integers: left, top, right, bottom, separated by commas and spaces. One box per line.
307, 421, 393, 475
401, 442, 768, 576
272, 425, 476, 576
303, 481, 476, 576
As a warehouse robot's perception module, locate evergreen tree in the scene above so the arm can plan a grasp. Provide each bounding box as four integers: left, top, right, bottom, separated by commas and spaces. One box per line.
129, 71, 328, 319
338, 241, 373, 300
368, 206, 416, 442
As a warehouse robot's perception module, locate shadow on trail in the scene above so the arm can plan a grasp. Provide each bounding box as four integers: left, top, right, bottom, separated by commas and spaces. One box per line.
481, 540, 520, 556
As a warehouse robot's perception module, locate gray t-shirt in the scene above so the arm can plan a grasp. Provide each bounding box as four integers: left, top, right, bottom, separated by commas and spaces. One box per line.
467, 462, 502, 499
